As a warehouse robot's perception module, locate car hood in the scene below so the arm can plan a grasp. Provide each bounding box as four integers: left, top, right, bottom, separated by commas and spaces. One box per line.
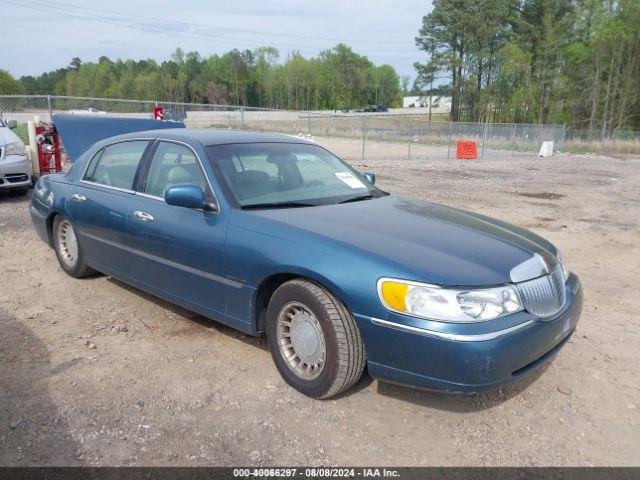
52, 114, 185, 163
0, 126, 21, 147
251, 195, 559, 286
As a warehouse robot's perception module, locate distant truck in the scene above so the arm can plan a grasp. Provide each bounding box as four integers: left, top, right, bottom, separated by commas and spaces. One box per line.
359, 105, 389, 113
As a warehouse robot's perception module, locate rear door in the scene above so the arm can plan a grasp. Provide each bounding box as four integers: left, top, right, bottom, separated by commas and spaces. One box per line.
66, 139, 152, 277
124, 140, 230, 317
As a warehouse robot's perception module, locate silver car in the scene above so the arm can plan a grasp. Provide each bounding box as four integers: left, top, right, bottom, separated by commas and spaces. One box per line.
0, 119, 32, 195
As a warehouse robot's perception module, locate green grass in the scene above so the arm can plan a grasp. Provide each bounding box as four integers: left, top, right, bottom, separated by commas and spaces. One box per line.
13, 124, 30, 145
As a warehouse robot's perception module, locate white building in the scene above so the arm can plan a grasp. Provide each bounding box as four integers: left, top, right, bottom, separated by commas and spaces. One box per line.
402, 96, 451, 113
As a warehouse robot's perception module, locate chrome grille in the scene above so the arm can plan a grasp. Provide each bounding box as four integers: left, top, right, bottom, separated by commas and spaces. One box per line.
516, 268, 566, 318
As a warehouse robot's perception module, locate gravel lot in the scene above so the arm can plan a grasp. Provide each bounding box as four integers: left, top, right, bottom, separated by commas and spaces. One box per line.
1, 138, 639, 466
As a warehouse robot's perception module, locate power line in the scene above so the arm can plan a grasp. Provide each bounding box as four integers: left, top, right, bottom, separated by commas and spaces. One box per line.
43, 0, 412, 46
2, 0, 415, 52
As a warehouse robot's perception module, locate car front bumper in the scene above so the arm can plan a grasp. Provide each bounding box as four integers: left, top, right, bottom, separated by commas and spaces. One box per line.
356, 273, 582, 393
0, 154, 32, 189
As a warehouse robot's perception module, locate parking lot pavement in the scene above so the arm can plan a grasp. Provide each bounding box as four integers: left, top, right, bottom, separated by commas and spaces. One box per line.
1, 141, 639, 466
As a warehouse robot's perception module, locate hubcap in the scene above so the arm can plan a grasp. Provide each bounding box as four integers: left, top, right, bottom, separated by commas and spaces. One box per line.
57, 219, 78, 267
276, 301, 326, 380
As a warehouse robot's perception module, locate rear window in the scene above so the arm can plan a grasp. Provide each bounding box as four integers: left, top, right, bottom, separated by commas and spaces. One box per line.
83, 141, 149, 190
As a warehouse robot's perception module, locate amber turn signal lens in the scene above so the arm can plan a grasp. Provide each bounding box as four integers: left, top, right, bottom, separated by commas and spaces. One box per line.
380, 281, 409, 312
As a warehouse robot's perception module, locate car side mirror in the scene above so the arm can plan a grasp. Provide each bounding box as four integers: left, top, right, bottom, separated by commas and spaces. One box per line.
363, 171, 376, 185
7, 119, 17, 129
165, 184, 216, 211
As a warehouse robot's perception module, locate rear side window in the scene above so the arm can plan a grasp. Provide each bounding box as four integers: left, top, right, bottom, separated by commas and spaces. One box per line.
83, 141, 149, 190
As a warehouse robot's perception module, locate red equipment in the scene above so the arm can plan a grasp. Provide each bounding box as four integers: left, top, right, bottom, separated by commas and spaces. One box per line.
153, 106, 164, 120
35, 122, 68, 175
456, 140, 478, 160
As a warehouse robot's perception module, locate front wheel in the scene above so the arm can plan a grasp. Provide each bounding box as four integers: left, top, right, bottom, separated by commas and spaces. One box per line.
266, 279, 365, 399
52, 215, 95, 278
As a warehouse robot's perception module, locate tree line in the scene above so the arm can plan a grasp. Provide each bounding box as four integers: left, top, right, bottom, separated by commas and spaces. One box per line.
415, 0, 640, 130
4, 0, 639, 130
11, 45, 402, 111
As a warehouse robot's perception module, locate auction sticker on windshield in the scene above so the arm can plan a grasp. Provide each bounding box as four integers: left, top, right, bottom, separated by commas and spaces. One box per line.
335, 172, 366, 189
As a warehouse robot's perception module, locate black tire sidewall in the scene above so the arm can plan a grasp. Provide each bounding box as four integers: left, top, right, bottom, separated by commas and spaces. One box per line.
267, 281, 339, 399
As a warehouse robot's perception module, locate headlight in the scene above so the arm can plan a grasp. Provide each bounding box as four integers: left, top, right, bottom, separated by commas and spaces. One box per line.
4, 142, 27, 156
556, 252, 570, 282
34, 177, 48, 199
378, 278, 523, 322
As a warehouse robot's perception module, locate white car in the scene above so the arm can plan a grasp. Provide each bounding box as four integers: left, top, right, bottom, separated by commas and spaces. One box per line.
0, 119, 32, 195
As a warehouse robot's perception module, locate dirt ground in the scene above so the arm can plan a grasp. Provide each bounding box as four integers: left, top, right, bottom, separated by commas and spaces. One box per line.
1, 138, 639, 467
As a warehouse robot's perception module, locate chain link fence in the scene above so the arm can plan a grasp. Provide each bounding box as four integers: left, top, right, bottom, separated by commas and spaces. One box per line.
564, 128, 640, 154
0, 94, 587, 160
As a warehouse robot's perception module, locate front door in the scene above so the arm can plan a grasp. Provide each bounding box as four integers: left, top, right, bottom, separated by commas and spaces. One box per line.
124, 140, 229, 318
66, 140, 151, 277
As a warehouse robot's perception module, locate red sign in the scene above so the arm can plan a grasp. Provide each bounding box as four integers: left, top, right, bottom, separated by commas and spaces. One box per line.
153, 106, 164, 120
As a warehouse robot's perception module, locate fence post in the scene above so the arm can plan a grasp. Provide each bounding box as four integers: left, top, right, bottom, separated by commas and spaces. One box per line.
47, 95, 52, 121
307, 111, 311, 136
408, 117, 413, 160
446, 121, 452, 159
240, 106, 245, 130
539, 124, 544, 146
361, 115, 367, 161
481, 121, 488, 158
561, 123, 566, 152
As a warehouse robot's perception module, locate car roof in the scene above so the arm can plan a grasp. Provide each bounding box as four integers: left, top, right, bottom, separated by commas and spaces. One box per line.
110, 128, 314, 147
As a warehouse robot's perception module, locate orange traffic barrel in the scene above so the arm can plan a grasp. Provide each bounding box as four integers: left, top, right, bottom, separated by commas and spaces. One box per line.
456, 141, 478, 159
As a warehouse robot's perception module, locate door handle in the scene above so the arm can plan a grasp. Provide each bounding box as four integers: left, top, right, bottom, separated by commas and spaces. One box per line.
70, 193, 86, 202
133, 210, 154, 222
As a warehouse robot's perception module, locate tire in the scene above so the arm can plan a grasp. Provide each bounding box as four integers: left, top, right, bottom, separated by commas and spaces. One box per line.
266, 279, 365, 399
52, 215, 95, 278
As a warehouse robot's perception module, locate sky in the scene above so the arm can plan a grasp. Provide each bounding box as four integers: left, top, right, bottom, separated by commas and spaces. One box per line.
0, 0, 432, 82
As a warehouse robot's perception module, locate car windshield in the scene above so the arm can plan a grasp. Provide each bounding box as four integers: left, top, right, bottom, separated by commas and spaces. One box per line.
207, 142, 386, 208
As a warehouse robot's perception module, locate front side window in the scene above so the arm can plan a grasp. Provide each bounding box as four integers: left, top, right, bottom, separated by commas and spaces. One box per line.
83, 140, 149, 190
207, 143, 384, 208
144, 142, 208, 198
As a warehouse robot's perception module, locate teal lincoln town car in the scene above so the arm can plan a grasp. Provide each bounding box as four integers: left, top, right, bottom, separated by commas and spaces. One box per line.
29, 115, 582, 399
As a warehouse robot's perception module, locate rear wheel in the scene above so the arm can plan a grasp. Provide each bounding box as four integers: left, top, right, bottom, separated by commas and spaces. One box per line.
266, 279, 365, 399
52, 215, 95, 278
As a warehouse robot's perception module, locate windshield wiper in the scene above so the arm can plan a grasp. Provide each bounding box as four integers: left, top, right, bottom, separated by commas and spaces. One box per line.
338, 194, 377, 204
241, 201, 317, 210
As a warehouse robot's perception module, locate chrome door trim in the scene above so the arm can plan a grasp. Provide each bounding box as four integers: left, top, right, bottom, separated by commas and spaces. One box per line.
79, 180, 136, 194
79, 230, 244, 289
369, 316, 534, 342
135, 191, 164, 202
78, 230, 125, 250
127, 244, 243, 288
